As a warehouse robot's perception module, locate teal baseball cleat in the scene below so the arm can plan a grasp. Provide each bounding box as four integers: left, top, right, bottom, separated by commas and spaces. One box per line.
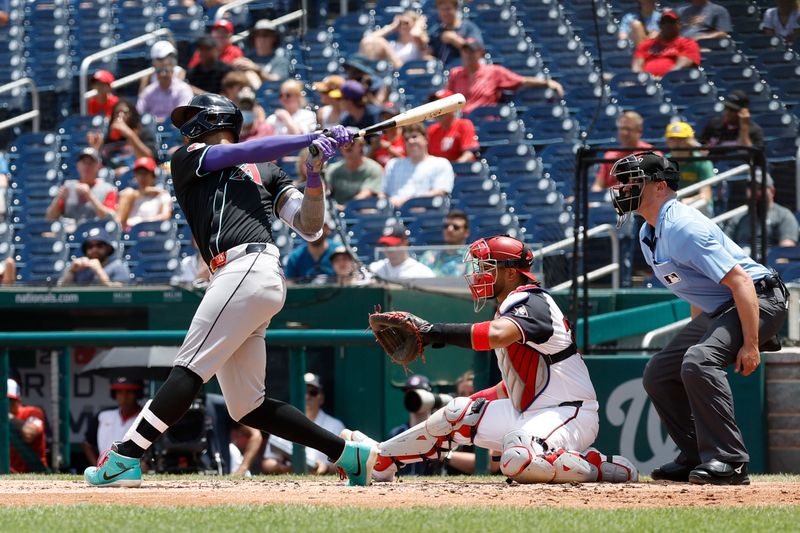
335, 440, 378, 487
84, 444, 142, 488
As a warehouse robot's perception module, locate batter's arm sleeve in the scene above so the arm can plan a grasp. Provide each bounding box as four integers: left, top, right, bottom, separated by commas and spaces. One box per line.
202, 134, 318, 172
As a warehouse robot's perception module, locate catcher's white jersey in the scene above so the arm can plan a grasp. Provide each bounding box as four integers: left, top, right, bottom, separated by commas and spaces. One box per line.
494, 285, 597, 412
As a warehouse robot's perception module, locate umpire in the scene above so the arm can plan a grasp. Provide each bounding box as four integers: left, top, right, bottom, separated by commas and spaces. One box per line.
610, 152, 788, 485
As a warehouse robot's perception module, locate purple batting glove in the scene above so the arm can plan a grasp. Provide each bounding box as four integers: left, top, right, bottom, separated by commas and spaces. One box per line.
328, 125, 354, 147
309, 135, 337, 163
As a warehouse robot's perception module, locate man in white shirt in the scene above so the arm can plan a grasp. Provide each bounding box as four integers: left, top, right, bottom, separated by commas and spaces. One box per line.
369, 224, 435, 280
382, 123, 454, 208
83, 377, 145, 467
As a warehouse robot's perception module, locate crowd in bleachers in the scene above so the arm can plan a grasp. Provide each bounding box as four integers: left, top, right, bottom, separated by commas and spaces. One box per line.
0, 0, 799, 287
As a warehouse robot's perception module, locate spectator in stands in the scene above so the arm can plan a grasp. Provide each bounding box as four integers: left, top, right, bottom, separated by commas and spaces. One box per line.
455, 370, 474, 397
139, 41, 187, 94
426, 89, 479, 163
220, 71, 252, 101
237, 19, 290, 85
262, 373, 345, 475
116, 157, 173, 231
283, 215, 336, 284
136, 52, 194, 122
340, 80, 381, 132
0, 151, 8, 221
227, 423, 263, 476
0, 1, 8, 27
266, 79, 318, 135
324, 138, 383, 208
7, 378, 48, 473
592, 111, 654, 191
665, 122, 714, 217
236, 87, 274, 141
0, 257, 15, 286
87, 70, 119, 119
446, 36, 563, 115
632, 10, 701, 78
60, 227, 130, 287
678, 0, 732, 41
313, 75, 346, 130
762, 0, 800, 44
367, 104, 406, 167
382, 123, 454, 209
618, 0, 662, 47
724, 170, 799, 256
343, 55, 387, 106
359, 10, 429, 69
90, 99, 158, 174
699, 90, 765, 152
83, 377, 145, 467
386, 374, 444, 475
187, 35, 232, 95
188, 19, 243, 68
419, 209, 471, 277
330, 245, 372, 286
369, 224, 435, 280
46, 148, 117, 228
428, 0, 482, 66
172, 238, 210, 289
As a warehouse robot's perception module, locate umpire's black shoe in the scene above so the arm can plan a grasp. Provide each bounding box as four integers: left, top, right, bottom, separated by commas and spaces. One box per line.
688, 460, 750, 486
651, 460, 695, 482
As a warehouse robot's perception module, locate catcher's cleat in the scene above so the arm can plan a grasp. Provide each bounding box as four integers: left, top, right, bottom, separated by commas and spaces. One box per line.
84, 443, 142, 488
335, 440, 378, 487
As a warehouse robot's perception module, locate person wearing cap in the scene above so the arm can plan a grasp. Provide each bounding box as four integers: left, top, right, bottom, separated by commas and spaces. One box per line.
283, 212, 337, 284
137, 46, 193, 122
381, 122, 454, 209
359, 10, 429, 69
677, 0, 732, 41
762, 1, 800, 45
60, 227, 130, 286
90, 99, 158, 172
220, 71, 253, 102
116, 157, 173, 231
340, 79, 381, 132
632, 10, 701, 78
664, 121, 714, 216
368, 223, 435, 280
235, 18, 290, 84
46, 147, 118, 227
724, 170, 799, 256
262, 373, 346, 475
83, 377, 145, 467
428, 0, 483, 66
425, 88, 479, 163
330, 245, 372, 286
7, 379, 48, 473
87, 70, 119, 119
188, 18, 243, 69
609, 151, 787, 485
618, 0, 662, 47
266, 79, 318, 135
446, 36, 563, 115
699, 89, 765, 152
313, 75, 346, 130
187, 34, 233, 95
236, 87, 274, 141
592, 111, 656, 191
138, 41, 187, 94
366, 104, 406, 167
342, 54, 386, 103
418, 209, 471, 276
324, 138, 383, 207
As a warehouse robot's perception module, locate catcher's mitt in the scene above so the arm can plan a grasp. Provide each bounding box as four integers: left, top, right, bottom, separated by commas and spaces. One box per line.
368, 311, 430, 366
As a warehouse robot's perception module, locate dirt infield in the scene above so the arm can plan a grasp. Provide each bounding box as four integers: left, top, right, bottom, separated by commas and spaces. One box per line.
1, 479, 799, 509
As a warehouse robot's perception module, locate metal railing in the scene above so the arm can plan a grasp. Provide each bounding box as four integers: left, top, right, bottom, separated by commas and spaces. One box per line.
536, 223, 621, 290
229, 9, 306, 45
0, 78, 40, 132
0, 329, 375, 475
80, 28, 173, 115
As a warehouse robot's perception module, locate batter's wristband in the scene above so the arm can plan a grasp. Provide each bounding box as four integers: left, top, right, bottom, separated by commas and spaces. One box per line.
306, 170, 322, 189
471, 321, 492, 351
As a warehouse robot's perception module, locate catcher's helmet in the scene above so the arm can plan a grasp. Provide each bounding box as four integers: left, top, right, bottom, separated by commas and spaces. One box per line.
610, 151, 679, 221
170, 93, 243, 142
464, 235, 538, 311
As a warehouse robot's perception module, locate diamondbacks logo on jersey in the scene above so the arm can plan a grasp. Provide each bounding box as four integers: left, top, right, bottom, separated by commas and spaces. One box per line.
230, 163, 263, 185
663, 272, 682, 285
187, 142, 206, 152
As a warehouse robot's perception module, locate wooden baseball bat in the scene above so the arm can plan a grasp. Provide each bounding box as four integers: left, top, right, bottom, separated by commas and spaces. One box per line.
309, 93, 467, 156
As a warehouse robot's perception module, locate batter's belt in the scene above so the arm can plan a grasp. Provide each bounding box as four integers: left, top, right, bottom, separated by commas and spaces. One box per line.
209, 242, 279, 273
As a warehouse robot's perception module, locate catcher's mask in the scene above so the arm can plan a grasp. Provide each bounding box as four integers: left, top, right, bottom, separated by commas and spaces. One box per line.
464, 235, 537, 312
610, 152, 679, 226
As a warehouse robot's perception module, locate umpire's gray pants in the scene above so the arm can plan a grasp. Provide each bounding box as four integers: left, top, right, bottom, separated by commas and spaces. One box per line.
642, 290, 787, 465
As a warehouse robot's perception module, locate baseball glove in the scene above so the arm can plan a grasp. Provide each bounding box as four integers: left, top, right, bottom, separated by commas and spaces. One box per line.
368, 311, 430, 367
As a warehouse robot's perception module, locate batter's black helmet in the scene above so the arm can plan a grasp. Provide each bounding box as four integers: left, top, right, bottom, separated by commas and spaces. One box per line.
170, 93, 243, 142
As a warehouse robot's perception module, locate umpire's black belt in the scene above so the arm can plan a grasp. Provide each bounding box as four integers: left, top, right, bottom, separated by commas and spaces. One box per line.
754, 272, 787, 299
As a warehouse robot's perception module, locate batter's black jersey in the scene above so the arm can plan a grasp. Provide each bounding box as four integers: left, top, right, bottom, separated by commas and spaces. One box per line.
171, 142, 295, 265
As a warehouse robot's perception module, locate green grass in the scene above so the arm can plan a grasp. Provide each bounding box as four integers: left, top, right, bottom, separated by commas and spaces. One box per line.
0, 505, 798, 533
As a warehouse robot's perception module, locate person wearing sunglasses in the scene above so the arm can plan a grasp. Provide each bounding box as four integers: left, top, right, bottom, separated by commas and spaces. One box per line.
267, 79, 318, 135
59, 227, 130, 287
419, 209, 471, 276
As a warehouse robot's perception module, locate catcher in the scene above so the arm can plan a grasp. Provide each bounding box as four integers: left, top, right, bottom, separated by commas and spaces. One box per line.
346, 235, 638, 484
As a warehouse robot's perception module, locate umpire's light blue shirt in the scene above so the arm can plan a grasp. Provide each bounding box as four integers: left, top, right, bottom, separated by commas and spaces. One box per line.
640, 198, 771, 313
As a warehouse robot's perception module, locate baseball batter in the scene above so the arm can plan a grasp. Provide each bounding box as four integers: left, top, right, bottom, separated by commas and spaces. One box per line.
347, 235, 638, 483
85, 94, 377, 487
